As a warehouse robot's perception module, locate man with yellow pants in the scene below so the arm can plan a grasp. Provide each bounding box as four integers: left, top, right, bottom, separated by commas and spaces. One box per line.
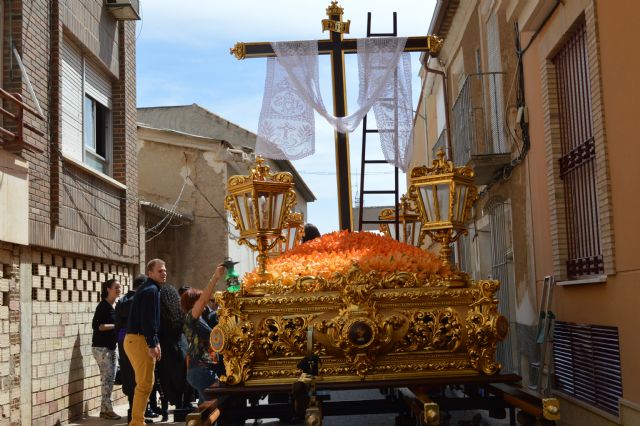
124, 259, 166, 426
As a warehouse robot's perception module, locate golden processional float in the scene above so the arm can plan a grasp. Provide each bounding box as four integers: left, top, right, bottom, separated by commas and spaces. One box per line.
214, 152, 509, 388
190, 2, 560, 425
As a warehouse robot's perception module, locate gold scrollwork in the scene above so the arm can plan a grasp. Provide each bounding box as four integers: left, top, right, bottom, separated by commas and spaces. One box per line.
212, 292, 256, 385
464, 279, 507, 375
393, 308, 462, 353
258, 315, 313, 357
230, 42, 246, 60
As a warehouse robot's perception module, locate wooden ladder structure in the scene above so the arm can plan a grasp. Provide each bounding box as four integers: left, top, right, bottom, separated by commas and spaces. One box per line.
356, 11, 401, 237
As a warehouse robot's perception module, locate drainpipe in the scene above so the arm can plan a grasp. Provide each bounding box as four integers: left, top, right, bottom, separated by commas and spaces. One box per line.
424, 58, 453, 163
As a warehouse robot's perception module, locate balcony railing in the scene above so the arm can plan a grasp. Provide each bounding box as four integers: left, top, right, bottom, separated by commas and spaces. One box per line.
0, 88, 44, 152
451, 72, 511, 184
432, 128, 448, 159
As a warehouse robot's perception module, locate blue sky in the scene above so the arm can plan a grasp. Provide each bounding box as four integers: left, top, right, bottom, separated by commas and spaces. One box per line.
136, 0, 436, 234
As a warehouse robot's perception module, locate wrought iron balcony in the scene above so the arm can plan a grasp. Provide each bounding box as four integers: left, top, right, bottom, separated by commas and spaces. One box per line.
432, 128, 449, 159
0, 88, 44, 152
451, 72, 511, 184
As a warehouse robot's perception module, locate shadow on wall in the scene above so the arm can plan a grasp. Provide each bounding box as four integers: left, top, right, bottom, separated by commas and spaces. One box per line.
68, 332, 87, 420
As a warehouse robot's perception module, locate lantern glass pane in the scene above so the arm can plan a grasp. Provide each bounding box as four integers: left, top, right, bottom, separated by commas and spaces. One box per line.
236, 193, 252, 230
255, 194, 269, 229
287, 227, 297, 250
272, 193, 284, 229
388, 223, 397, 240
420, 185, 435, 222
455, 184, 468, 222
413, 220, 422, 246
404, 222, 412, 244
437, 184, 450, 222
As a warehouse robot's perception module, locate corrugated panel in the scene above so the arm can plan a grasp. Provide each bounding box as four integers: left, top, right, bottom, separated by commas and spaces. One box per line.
553, 321, 622, 416
85, 59, 112, 109
61, 38, 83, 162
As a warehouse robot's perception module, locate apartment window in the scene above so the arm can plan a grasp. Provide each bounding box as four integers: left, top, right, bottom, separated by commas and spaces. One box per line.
553, 22, 603, 278
61, 37, 113, 175
83, 95, 110, 173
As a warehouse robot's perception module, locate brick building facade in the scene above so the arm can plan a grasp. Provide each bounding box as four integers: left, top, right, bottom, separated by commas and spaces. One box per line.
0, 1, 139, 424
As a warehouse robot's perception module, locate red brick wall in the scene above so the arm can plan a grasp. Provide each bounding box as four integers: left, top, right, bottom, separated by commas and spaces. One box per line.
0, 1, 140, 424
4, 0, 139, 263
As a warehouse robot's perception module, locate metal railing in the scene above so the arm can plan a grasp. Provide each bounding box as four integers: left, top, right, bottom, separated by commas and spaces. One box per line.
0, 88, 44, 152
432, 128, 448, 159
451, 72, 508, 166
554, 22, 602, 278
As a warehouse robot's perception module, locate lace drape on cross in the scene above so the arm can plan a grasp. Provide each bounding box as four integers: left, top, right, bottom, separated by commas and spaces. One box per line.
256, 37, 413, 171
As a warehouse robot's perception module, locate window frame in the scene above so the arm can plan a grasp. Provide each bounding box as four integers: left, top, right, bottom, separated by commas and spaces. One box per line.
82, 93, 112, 176
61, 37, 114, 177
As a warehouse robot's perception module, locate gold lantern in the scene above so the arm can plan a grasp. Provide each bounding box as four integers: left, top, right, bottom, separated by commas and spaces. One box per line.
224, 156, 297, 280
270, 211, 304, 256
378, 195, 423, 247
408, 149, 478, 269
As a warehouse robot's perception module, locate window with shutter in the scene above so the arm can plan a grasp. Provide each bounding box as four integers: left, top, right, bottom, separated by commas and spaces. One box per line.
61, 37, 113, 175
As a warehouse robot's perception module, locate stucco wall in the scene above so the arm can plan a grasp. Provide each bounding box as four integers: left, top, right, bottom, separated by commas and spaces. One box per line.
523, 0, 640, 409
138, 135, 229, 291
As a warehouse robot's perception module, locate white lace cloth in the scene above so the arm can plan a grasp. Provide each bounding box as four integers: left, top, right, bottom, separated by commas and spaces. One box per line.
255, 37, 413, 171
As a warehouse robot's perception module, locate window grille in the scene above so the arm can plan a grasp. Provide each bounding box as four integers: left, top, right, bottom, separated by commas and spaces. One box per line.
486, 198, 517, 373
553, 22, 603, 278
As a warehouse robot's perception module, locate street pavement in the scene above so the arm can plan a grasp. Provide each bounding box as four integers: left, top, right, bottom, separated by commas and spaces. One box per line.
67, 389, 515, 425
67, 403, 181, 426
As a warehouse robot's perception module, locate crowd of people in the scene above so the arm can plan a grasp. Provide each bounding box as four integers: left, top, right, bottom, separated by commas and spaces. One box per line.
90, 224, 321, 424
91, 259, 226, 424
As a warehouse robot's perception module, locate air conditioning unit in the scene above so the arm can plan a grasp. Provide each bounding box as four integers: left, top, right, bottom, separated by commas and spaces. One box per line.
105, 0, 141, 21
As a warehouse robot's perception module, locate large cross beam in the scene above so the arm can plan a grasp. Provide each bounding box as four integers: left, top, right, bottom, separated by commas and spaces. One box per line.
231, 1, 442, 231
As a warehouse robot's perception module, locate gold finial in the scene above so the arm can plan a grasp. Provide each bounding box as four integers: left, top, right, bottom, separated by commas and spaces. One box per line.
230, 42, 246, 60
326, 1, 344, 17
250, 155, 270, 180
426, 35, 444, 56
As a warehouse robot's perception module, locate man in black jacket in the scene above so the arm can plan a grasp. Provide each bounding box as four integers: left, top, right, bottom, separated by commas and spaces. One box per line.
124, 259, 166, 426
115, 274, 151, 423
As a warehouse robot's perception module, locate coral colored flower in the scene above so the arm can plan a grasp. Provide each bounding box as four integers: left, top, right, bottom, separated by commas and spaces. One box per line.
243, 231, 445, 290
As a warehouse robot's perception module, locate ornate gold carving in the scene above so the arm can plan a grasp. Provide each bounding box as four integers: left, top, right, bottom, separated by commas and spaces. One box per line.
393, 308, 462, 352
322, 19, 351, 34
213, 271, 507, 385
230, 42, 246, 60
542, 398, 561, 421
464, 280, 508, 375
258, 315, 313, 357
242, 262, 461, 295
212, 292, 255, 385
312, 273, 408, 378
325, 1, 344, 17
426, 35, 444, 55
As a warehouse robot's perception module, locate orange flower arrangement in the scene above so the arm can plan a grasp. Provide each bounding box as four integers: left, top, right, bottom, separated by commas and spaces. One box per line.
243, 230, 446, 290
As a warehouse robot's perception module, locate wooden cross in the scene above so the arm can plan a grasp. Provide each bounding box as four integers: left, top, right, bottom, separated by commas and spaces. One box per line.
231, 1, 442, 231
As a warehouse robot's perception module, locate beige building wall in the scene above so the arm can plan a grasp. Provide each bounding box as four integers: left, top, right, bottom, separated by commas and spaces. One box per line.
138, 123, 314, 291
522, 0, 640, 422
138, 127, 230, 291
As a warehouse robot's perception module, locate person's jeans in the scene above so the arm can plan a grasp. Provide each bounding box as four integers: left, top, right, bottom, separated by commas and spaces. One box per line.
124, 334, 156, 426
186, 366, 217, 403
91, 346, 116, 413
